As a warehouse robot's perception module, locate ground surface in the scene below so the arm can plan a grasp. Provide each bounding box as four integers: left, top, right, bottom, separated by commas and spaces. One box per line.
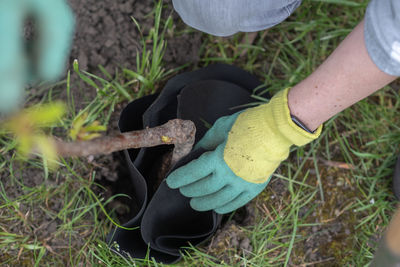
68, 0, 201, 74
1, 0, 399, 266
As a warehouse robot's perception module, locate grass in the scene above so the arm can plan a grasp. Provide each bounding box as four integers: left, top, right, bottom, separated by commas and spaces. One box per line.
0, 0, 399, 266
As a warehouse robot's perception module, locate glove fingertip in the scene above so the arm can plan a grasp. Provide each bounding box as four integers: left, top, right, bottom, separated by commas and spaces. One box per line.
37, 3, 75, 81
214, 206, 233, 215
189, 198, 209, 212
0, 76, 25, 114
194, 114, 240, 150
165, 175, 180, 189
193, 139, 208, 151
0, 92, 23, 114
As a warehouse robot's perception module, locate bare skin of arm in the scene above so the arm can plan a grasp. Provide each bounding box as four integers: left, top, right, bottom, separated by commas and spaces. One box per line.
288, 19, 400, 256
288, 19, 397, 131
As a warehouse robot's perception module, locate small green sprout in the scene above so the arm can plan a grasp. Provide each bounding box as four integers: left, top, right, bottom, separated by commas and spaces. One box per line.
2, 102, 66, 168
69, 112, 106, 141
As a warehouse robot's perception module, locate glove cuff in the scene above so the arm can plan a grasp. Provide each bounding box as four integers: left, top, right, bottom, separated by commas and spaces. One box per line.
223, 88, 322, 184
271, 88, 322, 146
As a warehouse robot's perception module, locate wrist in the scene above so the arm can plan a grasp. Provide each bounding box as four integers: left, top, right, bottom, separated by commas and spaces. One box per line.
287, 86, 323, 132
290, 115, 314, 134
271, 88, 322, 146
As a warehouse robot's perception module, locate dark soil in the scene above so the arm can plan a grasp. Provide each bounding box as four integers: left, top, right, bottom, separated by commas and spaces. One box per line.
67, 0, 201, 74
67, 0, 144, 74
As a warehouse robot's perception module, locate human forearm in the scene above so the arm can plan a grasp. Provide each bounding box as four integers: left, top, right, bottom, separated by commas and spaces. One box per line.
288, 19, 397, 131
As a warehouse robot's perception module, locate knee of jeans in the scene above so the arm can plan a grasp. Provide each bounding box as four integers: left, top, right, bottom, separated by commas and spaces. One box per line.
285, 0, 302, 16
172, 0, 240, 37
172, 0, 302, 36
239, 0, 302, 32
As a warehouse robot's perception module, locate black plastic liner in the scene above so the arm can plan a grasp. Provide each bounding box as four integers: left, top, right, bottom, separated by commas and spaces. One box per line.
107, 64, 267, 264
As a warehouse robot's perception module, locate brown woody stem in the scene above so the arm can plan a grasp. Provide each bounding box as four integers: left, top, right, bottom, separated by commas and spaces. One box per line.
54, 119, 196, 164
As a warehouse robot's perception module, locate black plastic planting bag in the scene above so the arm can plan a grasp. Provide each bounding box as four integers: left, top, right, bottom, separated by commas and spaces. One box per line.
107, 64, 267, 264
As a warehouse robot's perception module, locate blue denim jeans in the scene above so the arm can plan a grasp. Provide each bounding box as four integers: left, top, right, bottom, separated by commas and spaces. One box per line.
172, 0, 302, 37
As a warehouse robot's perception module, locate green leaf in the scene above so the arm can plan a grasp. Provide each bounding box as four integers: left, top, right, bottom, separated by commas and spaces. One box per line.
83, 123, 107, 133
69, 112, 88, 140
34, 136, 58, 170
27, 102, 66, 126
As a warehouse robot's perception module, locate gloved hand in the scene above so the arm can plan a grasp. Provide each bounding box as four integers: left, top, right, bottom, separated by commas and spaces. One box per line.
0, 0, 75, 114
166, 88, 322, 214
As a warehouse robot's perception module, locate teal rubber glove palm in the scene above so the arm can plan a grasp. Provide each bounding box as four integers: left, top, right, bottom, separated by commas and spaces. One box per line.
166, 113, 269, 214
0, 0, 75, 114
166, 89, 322, 214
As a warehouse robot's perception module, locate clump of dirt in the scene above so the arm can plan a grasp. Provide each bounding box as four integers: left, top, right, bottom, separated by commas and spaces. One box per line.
67, 0, 143, 74
207, 221, 253, 264
67, 0, 202, 74
163, 33, 202, 68
205, 202, 259, 264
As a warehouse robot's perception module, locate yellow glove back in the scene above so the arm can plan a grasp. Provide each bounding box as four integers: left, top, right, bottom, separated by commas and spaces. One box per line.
224, 88, 323, 183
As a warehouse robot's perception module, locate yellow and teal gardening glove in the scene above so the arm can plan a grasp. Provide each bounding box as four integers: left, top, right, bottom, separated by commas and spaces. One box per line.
166, 88, 322, 214
0, 0, 75, 114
